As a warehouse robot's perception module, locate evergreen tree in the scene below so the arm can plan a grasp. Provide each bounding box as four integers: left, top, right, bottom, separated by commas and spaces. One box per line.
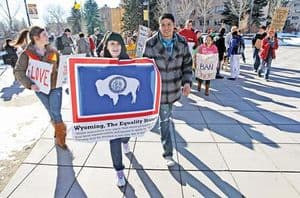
122, 0, 144, 32
83, 0, 102, 35
251, 0, 268, 26
67, 4, 82, 34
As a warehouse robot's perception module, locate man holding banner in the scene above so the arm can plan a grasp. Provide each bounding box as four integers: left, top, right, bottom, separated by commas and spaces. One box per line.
14, 26, 67, 149
143, 13, 193, 167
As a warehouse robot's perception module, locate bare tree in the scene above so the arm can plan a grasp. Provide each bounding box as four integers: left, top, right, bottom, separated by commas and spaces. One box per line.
225, 0, 250, 27
0, 0, 21, 31
155, 0, 169, 18
195, 0, 214, 32
43, 4, 66, 35
175, 0, 195, 26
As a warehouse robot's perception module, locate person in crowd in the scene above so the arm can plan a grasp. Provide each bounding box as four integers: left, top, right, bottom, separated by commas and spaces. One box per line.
88, 34, 96, 57
3, 39, 18, 68
258, 26, 278, 81
101, 32, 131, 187
224, 26, 238, 71
239, 30, 246, 63
61, 28, 74, 55
252, 25, 267, 72
143, 13, 192, 167
93, 27, 104, 48
179, 19, 198, 52
195, 30, 203, 46
126, 37, 137, 58
227, 28, 244, 80
214, 27, 226, 79
196, 35, 218, 96
13, 26, 67, 149
76, 32, 90, 57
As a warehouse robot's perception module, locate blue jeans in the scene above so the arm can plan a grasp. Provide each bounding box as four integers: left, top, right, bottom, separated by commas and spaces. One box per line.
35, 88, 63, 123
258, 57, 272, 79
253, 48, 261, 71
110, 137, 130, 171
159, 104, 174, 158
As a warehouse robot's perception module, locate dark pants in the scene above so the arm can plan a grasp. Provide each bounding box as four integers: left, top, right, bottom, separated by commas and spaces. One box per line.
253, 48, 260, 71
110, 137, 130, 171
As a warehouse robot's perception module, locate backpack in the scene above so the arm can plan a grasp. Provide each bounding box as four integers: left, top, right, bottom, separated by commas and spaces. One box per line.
55, 36, 64, 51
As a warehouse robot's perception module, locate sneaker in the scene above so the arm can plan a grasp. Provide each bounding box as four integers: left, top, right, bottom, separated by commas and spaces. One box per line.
122, 143, 130, 154
116, 170, 126, 187
216, 75, 224, 79
165, 156, 176, 167
227, 77, 236, 80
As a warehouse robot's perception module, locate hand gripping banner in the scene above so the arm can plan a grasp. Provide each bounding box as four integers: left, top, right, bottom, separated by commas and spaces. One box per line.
68, 57, 161, 142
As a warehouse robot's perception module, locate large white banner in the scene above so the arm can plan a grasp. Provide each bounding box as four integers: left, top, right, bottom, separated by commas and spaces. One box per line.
26, 59, 53, 94
68, 57, 161, 142
56, 54, 86, 88
136, 25, 150, 58
195, 53, 218, 80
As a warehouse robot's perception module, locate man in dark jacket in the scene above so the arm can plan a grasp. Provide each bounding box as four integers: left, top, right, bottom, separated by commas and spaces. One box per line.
143, 13, 192, 167
214, 28, 226, 78
252, 25, 267, 72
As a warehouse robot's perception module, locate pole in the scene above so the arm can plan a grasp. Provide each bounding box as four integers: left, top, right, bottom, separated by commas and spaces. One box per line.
147, 0, 150, 28
5, 0, 13, 30
24, 0, 31, 26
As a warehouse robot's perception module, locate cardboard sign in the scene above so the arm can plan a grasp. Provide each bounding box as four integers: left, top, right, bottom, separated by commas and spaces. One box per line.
26, 59, 53, 94
56, 54, 86, 88
195, 53, 218, 80
27, 4, 39, 19
68, 57, 161, 142
271, 7, 289, 31
136, 25, 150, 58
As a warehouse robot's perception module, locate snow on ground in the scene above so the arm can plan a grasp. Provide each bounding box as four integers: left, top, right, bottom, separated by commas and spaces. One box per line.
0, 67, 49, 160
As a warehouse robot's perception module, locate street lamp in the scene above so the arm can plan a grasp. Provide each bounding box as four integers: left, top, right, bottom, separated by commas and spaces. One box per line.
143, 0, 150, 28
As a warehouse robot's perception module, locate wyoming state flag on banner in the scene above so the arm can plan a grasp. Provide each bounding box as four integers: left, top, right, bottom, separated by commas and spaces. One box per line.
68, 58, 161, 142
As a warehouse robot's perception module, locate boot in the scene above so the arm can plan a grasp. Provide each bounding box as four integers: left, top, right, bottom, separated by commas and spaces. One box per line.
197, 80, 202, 91
54, 122, 67, 149
205, 83, 209, 96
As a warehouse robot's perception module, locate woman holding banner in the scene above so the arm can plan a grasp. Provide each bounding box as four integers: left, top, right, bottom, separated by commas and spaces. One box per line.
196, 35, 218, 96
101, 32, 130, 187
13, 26, 67, 149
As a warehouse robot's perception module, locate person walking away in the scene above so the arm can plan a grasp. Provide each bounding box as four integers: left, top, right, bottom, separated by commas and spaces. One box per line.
13, 26, 67, 149
143, 13, 192, 167
88, 34, 96, 57
196, 35, 218, 96
214, 28, 226, 79
179, 19, 198, 54
258, 27, 278, 81
61, 28, 74, 55
101, 32, 131, 187
239, 30, 246, 63
3, 39, 18, 68
76, 32, 90, 57
227, 30, 244, 80
252, 25, 267, 72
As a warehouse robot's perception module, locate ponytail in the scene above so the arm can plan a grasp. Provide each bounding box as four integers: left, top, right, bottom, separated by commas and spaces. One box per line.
13, 26, 45, 47
13, 29, 29, 47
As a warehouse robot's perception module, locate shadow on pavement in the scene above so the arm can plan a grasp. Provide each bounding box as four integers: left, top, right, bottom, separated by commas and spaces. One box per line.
54, 146, 87, 197
125, 152, 163, 197
0, 80, 24, 101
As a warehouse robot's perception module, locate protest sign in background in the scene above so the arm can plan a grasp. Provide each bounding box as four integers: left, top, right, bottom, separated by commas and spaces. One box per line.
195, 53, 218, 80
271, 7, 289, 31
26, 59, 53, 94
135, 25, 150, 58
56, 54, 86, 88
68, 58, 161, 142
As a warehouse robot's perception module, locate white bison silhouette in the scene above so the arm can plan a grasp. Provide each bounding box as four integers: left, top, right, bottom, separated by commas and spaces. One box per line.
95, 75, 140, 106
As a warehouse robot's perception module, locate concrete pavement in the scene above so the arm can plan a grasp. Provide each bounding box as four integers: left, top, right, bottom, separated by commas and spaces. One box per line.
1, 46, 300, 197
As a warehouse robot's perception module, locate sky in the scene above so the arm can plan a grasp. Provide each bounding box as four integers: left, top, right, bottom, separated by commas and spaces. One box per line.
2, 0, 121, 27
